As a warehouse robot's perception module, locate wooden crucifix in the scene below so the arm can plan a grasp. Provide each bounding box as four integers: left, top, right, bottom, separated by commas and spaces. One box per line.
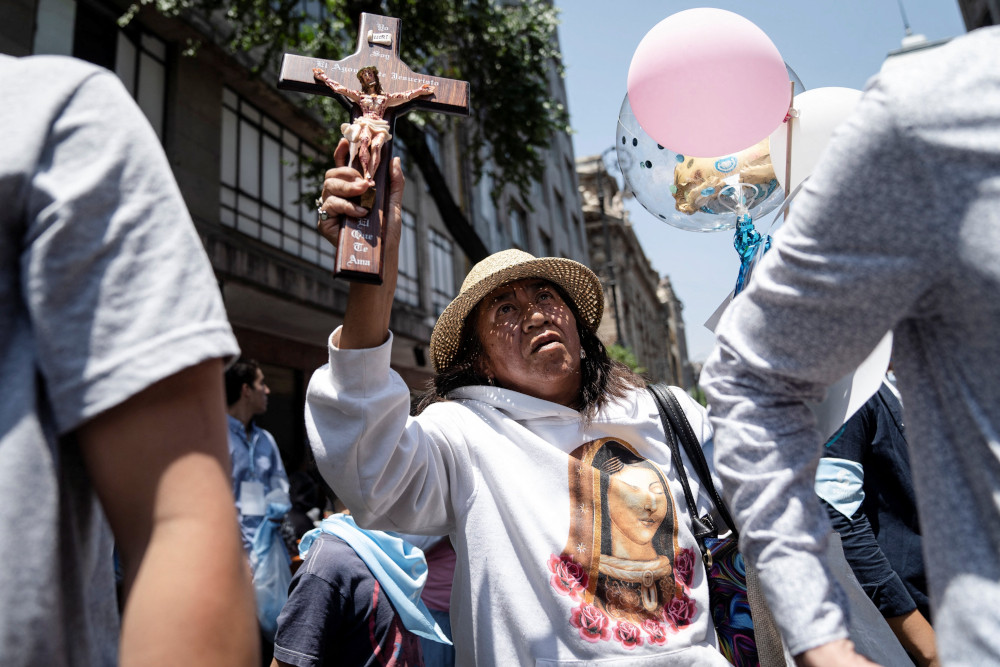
278, 12, 470, 284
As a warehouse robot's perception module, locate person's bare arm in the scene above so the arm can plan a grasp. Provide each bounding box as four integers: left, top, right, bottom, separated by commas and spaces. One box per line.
795, 639, 881, 667
316, 138, 404, 350
78, 359, 259, 667
886, 610, 939, 667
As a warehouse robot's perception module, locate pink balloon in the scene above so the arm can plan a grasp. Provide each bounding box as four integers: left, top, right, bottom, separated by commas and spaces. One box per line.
627, 8, 791, 158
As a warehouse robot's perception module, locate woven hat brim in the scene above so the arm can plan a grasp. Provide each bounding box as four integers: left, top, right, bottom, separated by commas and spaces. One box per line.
429, 257, 604, 373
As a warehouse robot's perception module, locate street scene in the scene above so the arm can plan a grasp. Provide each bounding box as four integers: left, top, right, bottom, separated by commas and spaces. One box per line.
0, 1, 994, 665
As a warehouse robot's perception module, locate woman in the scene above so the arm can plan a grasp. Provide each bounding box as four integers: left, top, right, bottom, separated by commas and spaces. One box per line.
308, 140, 728, 665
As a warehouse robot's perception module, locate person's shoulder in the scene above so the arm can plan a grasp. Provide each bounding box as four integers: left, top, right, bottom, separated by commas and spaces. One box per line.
1, 55, 120, 124
301, 533, 367, 583
420, 394, 479, 421
1, 55, 119, 98
643, 383, 708, 419
1, 54, 102, 79
875, 27, 1000, 107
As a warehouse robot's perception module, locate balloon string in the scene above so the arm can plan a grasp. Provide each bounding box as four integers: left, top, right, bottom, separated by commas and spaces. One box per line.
733, 204, 771, 297
731, 176, 809, 296
784, 79, 798, 198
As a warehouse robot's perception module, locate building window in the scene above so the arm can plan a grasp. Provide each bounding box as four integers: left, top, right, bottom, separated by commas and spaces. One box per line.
509, 203, 528, 250
429, 228, 455, 315
115, 32, 167, 140
477, 163, 499, 248
539, 229, 553, 257
422, 127, 442, 194
397, 208, 419, 306
554, 188, 575, 253
64, 3, 166, 141
220, 88, 334, 270
394, 137, 410, 172
425, 126, 442, 166
568, 212, 582, 254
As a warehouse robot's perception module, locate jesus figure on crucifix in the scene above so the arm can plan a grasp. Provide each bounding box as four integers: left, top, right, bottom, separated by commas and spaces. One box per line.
313, 66, 435, 181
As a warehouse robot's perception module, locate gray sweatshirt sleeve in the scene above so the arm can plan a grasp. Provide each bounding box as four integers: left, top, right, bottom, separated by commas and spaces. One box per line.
700, 71, 947, 655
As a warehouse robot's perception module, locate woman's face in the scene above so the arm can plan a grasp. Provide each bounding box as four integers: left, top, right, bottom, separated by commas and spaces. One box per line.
607, 464, 668, 559
472, 279, 582, 407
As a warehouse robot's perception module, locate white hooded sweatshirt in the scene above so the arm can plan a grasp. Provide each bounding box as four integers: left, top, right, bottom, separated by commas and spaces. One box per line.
306, 329, 729, 666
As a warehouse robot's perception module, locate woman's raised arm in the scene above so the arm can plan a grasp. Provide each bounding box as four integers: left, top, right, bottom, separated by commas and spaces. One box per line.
316, 138, 404, 349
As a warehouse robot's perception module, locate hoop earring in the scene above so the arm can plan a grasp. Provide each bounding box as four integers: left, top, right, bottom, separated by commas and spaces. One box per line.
580, 348, 587, 360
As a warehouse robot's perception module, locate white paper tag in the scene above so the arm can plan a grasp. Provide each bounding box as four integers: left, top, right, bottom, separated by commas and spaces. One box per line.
240, 480, 266, 516
704, 290, 734, 333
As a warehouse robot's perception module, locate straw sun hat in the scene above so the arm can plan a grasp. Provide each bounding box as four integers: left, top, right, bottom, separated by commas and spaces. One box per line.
429, 249, 605, 373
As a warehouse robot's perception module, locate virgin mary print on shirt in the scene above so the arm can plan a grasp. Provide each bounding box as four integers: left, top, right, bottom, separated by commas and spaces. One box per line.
546, 438, 699, 648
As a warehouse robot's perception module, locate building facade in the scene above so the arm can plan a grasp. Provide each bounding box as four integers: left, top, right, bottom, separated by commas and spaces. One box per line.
577, 154, 694, 388
4, 0, 588, 460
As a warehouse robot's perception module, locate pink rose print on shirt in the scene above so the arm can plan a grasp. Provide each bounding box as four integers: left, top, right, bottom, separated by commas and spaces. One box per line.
613, 620, 644, 649
570, 602, 612, 643
674, 547, 697, 588
642, 619, 668, 645
548, 554, 588, 599
665, 593, 697, 629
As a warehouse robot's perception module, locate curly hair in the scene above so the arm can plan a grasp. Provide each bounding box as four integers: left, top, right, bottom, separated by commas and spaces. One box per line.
415, 283, 644, 418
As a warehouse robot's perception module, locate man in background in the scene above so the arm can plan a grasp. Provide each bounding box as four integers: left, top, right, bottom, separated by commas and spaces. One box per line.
0, 53, 257, 665
702, 26, 1000, 666
815, 376, 937, 666
272, 502, 451, 667
226, 359, 291, 555
226, 359, 292, 665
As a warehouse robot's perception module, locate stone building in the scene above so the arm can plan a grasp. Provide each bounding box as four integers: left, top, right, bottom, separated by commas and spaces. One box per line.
3, 0, 588, 454
577, 154, 693, 388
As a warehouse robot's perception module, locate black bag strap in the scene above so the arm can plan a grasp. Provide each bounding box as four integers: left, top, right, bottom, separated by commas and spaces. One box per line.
648, 385, 719, 572
648, 384, 739, 538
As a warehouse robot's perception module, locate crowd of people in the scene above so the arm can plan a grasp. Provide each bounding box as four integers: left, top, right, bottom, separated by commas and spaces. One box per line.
4, 22, 1000, 667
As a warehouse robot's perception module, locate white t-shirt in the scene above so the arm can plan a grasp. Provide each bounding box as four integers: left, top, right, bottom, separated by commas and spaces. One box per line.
0, 55, 238, 665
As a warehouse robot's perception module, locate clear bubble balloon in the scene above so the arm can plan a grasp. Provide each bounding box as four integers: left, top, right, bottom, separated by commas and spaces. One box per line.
787, 63, 806, 98
616, 94, 785, 232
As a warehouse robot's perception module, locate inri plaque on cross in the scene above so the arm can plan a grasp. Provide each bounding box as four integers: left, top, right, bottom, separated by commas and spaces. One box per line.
278, 13, 471, 284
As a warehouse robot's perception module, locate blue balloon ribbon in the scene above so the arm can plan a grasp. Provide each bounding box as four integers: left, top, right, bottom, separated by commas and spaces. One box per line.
733, 211, 771, 296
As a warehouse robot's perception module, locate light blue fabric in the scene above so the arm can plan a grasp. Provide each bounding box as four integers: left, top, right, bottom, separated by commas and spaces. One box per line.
228, 415, 290, 554
250, 491, 293, 640
815, 458, 865, 519
300, 514, 452, 645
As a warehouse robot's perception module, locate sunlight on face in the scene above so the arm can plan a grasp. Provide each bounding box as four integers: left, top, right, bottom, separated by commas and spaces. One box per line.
607, 464, 668, 559
472, 279, 582, 406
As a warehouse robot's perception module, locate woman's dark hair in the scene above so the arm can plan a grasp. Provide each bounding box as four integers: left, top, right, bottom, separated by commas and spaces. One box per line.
415, 282, 645, 418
